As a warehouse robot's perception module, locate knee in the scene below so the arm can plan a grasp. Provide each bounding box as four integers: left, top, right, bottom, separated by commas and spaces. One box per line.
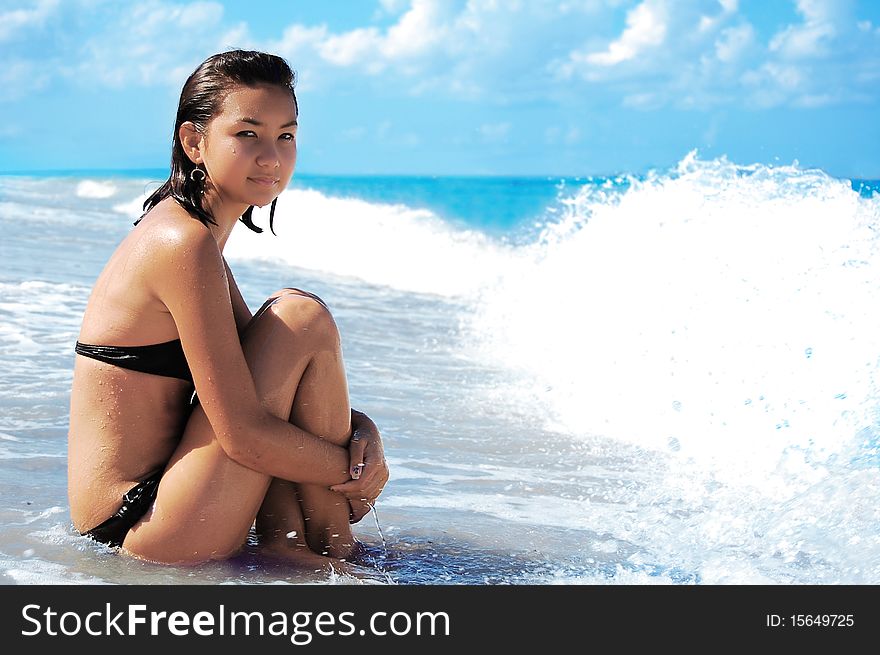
268, 289, 340, 349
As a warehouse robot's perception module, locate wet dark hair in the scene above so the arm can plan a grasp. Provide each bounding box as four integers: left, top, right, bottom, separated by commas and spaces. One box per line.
139, 50, 298, 235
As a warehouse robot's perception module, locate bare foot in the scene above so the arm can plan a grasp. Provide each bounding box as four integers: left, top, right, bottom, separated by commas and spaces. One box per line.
259, 539, 359, 577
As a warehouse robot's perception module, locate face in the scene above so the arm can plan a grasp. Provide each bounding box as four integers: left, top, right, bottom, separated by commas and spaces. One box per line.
192, 83, 298, 212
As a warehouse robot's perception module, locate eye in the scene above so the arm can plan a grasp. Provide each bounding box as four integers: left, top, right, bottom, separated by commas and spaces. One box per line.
280, 133, 296, 142
236, 130, 257, 138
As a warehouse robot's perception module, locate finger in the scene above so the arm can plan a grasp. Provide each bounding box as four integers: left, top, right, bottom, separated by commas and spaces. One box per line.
330, 479, 366, 494
359, 459, 388, 492
331, 465, 385, 497
351, 457, 384, 490
361, 438, 383, 466
348, 432, 367, 480
331, 484, 379, 508
358, 444, 385, 480
336, 488, 379, 509
354, 461, 378, 488
333, 464, 386, 497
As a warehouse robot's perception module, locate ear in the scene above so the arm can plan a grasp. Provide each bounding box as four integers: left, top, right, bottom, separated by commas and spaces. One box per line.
178, 121, 204, 165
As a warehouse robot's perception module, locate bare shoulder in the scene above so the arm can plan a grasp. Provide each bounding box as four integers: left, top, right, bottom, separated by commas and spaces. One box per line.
129, 201, 226, 307
137, 200, 220, 265
139, 198, 211, 241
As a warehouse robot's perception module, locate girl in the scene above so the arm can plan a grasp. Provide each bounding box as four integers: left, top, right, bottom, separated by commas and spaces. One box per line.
68, 50, 388, 568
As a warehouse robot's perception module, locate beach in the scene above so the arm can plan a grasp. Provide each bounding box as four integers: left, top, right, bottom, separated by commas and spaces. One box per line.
1, 154, 879, 584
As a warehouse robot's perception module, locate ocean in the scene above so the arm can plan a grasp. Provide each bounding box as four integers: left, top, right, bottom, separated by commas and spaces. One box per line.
1, 152, 879, 585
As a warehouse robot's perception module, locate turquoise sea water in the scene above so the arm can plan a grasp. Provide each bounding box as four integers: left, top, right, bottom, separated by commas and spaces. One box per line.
1, 153, 880, 584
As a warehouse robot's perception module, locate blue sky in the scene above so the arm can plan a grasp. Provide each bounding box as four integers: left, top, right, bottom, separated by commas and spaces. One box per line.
1, 0, 879, 178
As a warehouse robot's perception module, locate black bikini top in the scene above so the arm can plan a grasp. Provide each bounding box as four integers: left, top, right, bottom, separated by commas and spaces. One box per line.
75, 339, 193, 383
73, 289, 327, 384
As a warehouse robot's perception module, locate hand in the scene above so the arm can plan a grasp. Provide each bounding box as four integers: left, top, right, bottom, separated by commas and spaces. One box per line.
330, 409, 389, 523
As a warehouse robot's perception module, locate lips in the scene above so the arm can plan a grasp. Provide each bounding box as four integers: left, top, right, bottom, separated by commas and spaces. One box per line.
248, 176, 280, 187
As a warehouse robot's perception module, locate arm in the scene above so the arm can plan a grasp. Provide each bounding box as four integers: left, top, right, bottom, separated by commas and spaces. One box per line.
152, 225, 350, 486
223, 257, 252, 336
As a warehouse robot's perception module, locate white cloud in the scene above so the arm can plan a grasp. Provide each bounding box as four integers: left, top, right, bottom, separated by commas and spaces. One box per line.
584, 0, 668, 66
735, 0, 872, 108
768, 0, 844, 59
0, 59, 50, 101
273, 0, 602, 102
770, 23, 834, 59
122, 0, 223, 40
554, 0, 740, 84
0, 0, 58, 43
382, 0, 448, 59
73, 0, 230, 87
177, 1, 222, 28
699, 0, 738, 32
3, 0, 875, 117
268, 24, 330, 90
319, 27, 383, 67
217, 22, 251, 50
715, 23, 754, 62
379, 0, 410, 14
740, 62, 807, 107
762, 62, 804, 90
540, 0, 875, 111
315, 0, 452, 72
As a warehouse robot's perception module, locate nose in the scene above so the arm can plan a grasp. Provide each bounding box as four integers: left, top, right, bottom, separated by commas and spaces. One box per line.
256, 141, 281, 169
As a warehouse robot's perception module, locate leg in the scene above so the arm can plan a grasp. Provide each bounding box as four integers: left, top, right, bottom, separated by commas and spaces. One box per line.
254, 291, 356, 559
122, 290, 352, 565
254, 478, 355, 572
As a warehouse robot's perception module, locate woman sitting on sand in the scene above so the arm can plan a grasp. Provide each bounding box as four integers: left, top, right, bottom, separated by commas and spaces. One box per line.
67, 50, 388, 567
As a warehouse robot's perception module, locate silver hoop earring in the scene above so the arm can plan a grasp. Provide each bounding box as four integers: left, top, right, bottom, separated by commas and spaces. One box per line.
190, 167, 206, 183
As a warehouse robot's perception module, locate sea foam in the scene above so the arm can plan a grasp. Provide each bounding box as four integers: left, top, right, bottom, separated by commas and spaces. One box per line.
224, 188, 517, 297
75, 180, 117, 199
467, 152, 880, 486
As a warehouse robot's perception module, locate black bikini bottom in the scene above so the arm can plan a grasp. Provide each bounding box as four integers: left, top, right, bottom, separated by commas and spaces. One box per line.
82, 469, 163, 548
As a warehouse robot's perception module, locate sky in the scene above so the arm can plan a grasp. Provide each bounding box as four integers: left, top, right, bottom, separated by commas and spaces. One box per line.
1, 0, 879, 178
